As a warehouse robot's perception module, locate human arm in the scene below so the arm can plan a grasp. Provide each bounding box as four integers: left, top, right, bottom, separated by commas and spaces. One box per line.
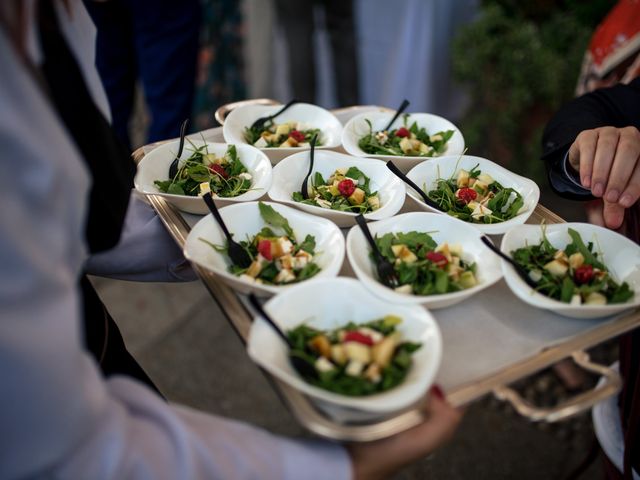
541, 78, 640, 228
84, 193, 197, 282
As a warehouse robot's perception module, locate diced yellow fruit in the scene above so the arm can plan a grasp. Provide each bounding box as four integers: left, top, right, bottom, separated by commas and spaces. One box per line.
364, 363, 382, 383
382, 315, 402, 327
473, 180, 488, 193
329, 184, 340, 196
275, 123, 290, 136
371, 332, 400, 368
203, 153, 217, 165
459, 271, 477, 289
399, 137, 413, 154
308, 335, 332, 358
280, 137, 298, 148
553, 250, 568, 263
331, 345, 347, 365
391, 244, 417, 263
456, 169, 470, 188
569, 252, 584, 270
544, 259, 569, 277
585, 292, 607, 305
348, 188, 366, 205
435, 243, 453, 263
246, 260, 263, 278
419, 142, 431, 154
367, 195, 380, 210
199, 182, 211, 196
477, 173, 494, 185
278, 254, 293, 271
344, 342, 371, 364
274, 269, 296, 283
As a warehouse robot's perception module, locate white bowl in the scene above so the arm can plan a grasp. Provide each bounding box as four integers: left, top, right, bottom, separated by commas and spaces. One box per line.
341, 110, 465, 172
501, 223, 640, 319
247, 277, 442, 414
135, 140, 272, 215
222, 103, 343, 164
267, 150, 406, 228
183, 202, 345, 297
406, 155, 540, 235
346, 212, 503, 309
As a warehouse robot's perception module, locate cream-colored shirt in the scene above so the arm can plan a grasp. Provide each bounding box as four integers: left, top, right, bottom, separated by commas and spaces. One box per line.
0, 2, 349, 478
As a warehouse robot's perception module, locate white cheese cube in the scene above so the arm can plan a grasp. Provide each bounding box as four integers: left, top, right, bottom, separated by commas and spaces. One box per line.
198, 182, 211, 196
314, 356, 335, 373
345, 360, 365, 377
254, 136, 268, 148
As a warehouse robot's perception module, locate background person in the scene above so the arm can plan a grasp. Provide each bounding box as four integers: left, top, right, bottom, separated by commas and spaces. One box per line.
0, 1, 461, 478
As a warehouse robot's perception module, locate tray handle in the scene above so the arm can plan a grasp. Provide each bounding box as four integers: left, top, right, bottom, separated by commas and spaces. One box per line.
492, 350, 621, 423
214, 98, 279, 126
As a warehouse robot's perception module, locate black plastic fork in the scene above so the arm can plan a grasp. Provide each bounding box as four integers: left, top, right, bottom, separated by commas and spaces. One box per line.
168, 118, 189, 179
355, 214, 399, 289
247, 294, 317, 379
202, 192, 252, 269
250, 99, 298, 130
300, 133, 318, 200
480, 236, 539, 289
386, 161, 444, 211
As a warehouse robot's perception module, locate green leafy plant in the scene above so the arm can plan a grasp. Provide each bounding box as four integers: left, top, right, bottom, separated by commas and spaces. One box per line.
452, 1, 613, 183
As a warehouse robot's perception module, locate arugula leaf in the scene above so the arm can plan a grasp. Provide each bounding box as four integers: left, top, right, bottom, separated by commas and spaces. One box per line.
297, 234, 316, 254
258, 202, 294, 238
567, 228, 605, 270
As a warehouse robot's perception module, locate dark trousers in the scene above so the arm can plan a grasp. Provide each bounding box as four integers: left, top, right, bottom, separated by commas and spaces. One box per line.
85, 0, 201, 149
81, 277, 161, 395
274, 0, 360, 106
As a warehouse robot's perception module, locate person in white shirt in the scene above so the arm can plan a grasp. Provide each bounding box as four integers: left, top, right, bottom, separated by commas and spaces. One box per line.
0, 1, 461, 479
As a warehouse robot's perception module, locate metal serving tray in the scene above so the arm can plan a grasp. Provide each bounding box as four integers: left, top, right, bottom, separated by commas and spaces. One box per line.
132, 101, 640, 442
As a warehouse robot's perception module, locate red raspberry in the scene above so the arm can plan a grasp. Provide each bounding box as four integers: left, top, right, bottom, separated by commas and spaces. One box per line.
343, 331, 374, 346
395, 127, 410, 138
456, 187, 477, 204
209, 164, 229, 179
426, 251, 448, 268
289, 130, 306, 142
257, 239, 273, 261
338, 179, 356, 197
574, 264, 594, 285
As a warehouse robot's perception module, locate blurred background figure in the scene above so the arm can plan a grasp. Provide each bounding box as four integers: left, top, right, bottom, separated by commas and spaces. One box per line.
86, 0, 201, 150
272, 0, 360, 106
192, 0, 246, 131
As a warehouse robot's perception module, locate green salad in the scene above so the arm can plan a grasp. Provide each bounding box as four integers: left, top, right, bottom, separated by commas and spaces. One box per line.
244, 120, 321, 148
292, 167, 380, 213
288, 315, 421, 396
155, 144, 251, 198
201, 202, 321, 285
374, 231, 477, 294
358, 114, 454, 157
511, 227, 633, 305
426, 164, 524, 224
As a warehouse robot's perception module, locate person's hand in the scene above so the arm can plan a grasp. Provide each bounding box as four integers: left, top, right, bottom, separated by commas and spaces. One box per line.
347, 385, 462, 480
568, 126, 640, 229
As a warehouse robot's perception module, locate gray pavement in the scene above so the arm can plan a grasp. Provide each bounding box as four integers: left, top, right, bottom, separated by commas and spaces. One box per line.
92, 276, 605, 480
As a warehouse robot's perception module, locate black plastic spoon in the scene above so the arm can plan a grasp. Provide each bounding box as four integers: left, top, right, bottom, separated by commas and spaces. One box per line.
248, 293, 317, 379
383, 98, 410, 132
355, 214, 399, 288
202, 192, 252, 268
480, 236, 539, 289
300, 133, 318, 200
386, 161, 443, 211
168, 118, 189, 179
250, 99, 299, 130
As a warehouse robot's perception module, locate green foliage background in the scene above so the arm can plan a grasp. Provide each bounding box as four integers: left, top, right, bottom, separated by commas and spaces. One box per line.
452, 0, 614, 184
